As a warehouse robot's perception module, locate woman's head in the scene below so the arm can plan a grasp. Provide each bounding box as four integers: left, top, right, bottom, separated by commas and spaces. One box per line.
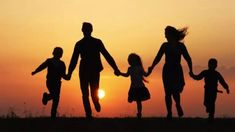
165, 26, 188, 42
128, 53, 142, 66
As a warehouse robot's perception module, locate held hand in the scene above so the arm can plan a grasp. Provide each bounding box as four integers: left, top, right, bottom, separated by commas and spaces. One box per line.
189, 71, 194, 77
226, 89, 230, 94
31, 71, 36, 76
64, 74, 72, 80
114, 69, 120, 76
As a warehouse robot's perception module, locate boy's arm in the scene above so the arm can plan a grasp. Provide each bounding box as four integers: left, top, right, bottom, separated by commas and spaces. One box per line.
190, 71, 205, 80
32, 59, 48, 75
218, 73, 230, 94
62, 62, 69, 80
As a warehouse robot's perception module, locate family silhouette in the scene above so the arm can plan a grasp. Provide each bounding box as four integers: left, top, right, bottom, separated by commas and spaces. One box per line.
32, 22, 230, 121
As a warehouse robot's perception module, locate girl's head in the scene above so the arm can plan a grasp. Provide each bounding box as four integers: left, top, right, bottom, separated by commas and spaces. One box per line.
53, 47, 63, 59
165, 26, 188, 42
128, 53, 142, 66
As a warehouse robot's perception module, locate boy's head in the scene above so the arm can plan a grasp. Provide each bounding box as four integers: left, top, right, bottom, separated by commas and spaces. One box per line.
53, 47, 63, 59
208, 58, 217, 70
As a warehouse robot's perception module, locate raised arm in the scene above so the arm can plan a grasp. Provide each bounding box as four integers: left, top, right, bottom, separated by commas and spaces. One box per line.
181, 44, 192, 72
99, 41, 119, 73
32, 59, 48, 75
68, 44, 79, 77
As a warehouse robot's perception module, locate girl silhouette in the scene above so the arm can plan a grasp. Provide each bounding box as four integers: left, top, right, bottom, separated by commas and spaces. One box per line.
148, 26, 193, 119
119, 53, 151, 119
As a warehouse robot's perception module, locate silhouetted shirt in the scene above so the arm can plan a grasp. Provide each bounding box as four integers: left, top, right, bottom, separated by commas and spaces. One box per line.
192, 69, 229, 92
154, 42, 191, 67
34, 58, 66, 82
68, 36, 118, 73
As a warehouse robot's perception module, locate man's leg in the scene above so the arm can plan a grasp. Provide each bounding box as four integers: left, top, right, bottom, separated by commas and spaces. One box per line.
90, 72, 101, 112
80, 73, 92, 118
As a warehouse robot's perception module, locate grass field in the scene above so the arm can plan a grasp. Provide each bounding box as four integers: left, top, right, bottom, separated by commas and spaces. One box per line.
0, 117, 234, 132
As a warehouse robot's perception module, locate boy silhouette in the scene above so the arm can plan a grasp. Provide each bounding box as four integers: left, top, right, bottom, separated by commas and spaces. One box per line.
32, 47, 68, 119
190, 58, 230, 121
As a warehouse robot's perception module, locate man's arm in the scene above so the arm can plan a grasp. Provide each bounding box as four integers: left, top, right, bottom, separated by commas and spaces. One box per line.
67, 44, 79, 78
32, 59, 48, 75
99, 41, 119, 73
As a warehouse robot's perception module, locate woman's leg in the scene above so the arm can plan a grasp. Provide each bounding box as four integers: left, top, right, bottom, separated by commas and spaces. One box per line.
173, 92, 184, 117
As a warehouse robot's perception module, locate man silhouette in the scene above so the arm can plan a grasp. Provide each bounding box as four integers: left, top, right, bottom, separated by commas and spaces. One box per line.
67, 22, 120, 119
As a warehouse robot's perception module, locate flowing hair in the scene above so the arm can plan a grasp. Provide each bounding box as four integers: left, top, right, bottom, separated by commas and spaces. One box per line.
165, 26, 188, 42
128, 53, 148, 83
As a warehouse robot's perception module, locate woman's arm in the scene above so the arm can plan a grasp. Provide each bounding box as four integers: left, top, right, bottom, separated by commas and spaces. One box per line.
181, 44, 193, 72
149, 43, 165, 72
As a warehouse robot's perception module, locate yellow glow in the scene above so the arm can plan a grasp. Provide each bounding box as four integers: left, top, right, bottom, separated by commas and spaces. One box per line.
98, 89, 105, 99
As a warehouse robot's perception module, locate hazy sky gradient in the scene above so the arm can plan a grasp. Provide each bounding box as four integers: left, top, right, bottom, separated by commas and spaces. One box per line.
0, 0, 235, 117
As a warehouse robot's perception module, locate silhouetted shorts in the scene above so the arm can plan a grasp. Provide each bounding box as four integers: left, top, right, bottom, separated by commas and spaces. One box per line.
46, 80, 61, 99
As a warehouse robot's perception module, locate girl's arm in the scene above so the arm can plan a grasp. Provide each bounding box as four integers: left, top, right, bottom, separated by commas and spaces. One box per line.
119, 68, 130, 77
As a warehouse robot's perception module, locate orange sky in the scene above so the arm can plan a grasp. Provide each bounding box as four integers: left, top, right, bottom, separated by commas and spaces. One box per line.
0, 0, 235, 118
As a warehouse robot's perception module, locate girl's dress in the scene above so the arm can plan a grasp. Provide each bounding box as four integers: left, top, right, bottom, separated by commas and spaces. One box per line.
127, 66, 150, 103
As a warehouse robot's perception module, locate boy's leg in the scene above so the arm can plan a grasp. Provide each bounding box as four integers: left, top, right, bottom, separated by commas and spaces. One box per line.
173, 92, 184, 117
90, 72, 101, 112
50, 82, 61, 119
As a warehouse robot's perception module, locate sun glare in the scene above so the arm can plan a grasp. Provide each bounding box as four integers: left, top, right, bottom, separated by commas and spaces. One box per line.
98, 89, 105, 99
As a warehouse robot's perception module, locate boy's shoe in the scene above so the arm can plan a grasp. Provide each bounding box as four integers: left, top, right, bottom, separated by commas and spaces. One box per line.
42, 92, 48, 105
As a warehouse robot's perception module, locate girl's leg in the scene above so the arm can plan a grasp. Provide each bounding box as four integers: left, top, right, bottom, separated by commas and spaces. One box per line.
136, 101, 142, 119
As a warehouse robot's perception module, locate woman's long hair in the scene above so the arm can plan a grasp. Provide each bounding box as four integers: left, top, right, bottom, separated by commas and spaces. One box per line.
165, 26, 188, 42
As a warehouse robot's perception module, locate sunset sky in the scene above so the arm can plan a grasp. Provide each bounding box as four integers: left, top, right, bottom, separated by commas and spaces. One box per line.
0, 0, 235, 118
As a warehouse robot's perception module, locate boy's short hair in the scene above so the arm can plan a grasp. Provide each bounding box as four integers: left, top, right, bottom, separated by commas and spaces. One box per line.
208, 58, 217, 70
53, 47, 63, 58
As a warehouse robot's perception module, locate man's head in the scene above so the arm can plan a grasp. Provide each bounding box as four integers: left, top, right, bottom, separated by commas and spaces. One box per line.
82, 22, 93, 37
53, 47, 63, 59
208, 58, 217, 70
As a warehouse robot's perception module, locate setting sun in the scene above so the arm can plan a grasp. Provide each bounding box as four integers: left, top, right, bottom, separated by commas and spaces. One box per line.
98, 89, 105, 99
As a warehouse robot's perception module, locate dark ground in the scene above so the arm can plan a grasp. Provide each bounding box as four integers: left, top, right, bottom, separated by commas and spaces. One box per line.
0, 117, 234, 132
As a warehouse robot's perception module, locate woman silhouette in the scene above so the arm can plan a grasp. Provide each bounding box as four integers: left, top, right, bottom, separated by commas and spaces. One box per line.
148, 26, 192, 119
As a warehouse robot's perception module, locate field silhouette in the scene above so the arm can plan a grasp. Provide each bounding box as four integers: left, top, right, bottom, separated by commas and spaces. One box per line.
1, 117, 234, 132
